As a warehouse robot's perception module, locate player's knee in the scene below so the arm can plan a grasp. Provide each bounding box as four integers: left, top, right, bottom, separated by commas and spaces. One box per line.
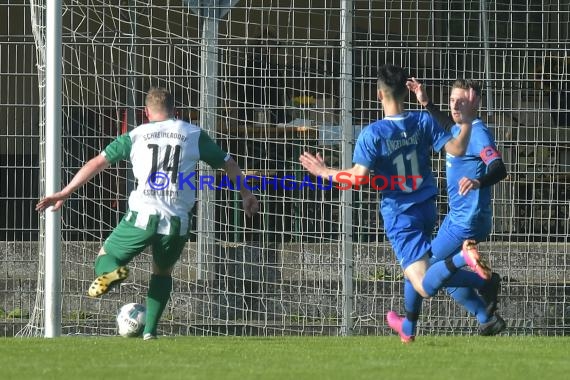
412, 283, 430, 298
408, 276, 430, 298
419, 280, 438, 298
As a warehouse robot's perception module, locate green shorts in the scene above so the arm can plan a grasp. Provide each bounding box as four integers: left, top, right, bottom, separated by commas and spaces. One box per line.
103, 210, 189, 270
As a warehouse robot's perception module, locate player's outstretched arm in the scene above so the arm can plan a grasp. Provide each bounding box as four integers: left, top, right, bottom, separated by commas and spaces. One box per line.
299, 152, 369, 185
36, 154, 110, 212
222, 157, 259, 217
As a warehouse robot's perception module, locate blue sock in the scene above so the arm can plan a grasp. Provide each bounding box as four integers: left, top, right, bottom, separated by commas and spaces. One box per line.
452, 252, 466, 268
422, 258, 457, 297
402, 279, 422, 336
444, 269, 486, 289
446, 287, 490, 324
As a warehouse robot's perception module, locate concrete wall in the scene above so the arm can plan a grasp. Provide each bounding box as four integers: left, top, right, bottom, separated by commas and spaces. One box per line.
1, 241, 568, 336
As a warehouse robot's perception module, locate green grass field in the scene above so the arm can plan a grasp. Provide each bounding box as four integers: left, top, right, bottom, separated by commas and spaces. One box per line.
0, 336, 568, 380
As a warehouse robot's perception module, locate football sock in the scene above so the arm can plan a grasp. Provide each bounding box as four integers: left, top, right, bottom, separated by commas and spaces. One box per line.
422, 257, 457, 297
144, 274, 173, 336
94, 254, 120, 276
444, 269, 486, 289
451, 251, 466, 268
422, 250, 477, 297
446, 287, 490, 324
401, 278, 422, 336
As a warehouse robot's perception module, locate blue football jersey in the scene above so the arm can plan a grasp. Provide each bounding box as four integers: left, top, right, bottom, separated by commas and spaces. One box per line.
446, 119, 502, 226
352, 111, 451, 215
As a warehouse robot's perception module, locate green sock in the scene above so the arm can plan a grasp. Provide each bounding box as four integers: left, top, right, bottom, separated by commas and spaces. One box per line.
94, 254, 120, 276
143, 274, 173, 336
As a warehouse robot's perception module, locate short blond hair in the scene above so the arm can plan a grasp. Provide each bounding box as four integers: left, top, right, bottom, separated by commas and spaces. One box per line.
145, 87, 174, 114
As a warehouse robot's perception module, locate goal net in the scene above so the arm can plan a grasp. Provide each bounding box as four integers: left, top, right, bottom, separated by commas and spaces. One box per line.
13, 0, 569, 337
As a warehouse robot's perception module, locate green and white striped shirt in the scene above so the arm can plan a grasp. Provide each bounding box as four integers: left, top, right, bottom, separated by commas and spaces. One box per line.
102, 119, 229, 235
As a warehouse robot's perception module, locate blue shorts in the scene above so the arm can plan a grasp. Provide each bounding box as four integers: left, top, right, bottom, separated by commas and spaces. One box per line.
382, 198, 437, 269
430, 214, 492, 263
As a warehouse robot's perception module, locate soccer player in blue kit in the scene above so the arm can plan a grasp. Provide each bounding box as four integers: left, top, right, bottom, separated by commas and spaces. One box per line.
300, 64, 495, 342
391, 78, 508, 339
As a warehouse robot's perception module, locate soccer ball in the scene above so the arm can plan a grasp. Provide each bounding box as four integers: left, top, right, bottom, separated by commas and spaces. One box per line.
116, 303, 146, 337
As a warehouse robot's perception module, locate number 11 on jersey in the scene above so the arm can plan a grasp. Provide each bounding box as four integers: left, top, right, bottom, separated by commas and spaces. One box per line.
392, 150, 423, 192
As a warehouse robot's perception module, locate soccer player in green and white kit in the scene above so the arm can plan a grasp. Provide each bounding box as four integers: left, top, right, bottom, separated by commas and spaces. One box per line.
36, 87, 259, 340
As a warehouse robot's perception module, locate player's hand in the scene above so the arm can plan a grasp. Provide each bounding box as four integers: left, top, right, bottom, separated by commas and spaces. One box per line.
458, 177, 480, 196
406, 77, 430, 107
299, 152, 327, 177
242, 193, 259, 217
35, 192, 69, 212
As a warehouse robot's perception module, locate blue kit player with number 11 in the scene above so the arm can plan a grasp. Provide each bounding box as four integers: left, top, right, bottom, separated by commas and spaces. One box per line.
36, 87, 258, 339
300, 64, 494, 342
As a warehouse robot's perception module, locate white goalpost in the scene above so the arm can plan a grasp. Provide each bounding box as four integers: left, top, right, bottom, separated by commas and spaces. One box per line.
10, 0, 569, 338
43, 0, 63, 338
